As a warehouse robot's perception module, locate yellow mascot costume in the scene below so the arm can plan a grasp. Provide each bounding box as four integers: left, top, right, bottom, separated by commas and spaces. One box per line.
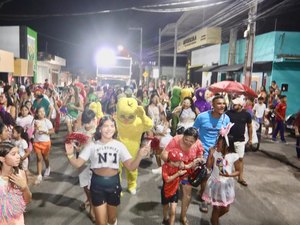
116, 97, 153, 194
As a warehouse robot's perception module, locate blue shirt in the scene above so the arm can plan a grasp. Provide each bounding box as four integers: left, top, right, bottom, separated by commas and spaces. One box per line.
193, 110, 230, 157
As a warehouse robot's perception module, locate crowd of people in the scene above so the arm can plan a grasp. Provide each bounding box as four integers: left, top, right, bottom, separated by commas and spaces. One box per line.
0, 78, 298, 225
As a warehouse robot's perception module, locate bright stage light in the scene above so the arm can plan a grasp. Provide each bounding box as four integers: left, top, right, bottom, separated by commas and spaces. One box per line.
96, 48, 116, 68
117, 45, 124, 52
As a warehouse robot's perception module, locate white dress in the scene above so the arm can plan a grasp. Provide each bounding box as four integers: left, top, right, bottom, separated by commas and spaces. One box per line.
202, 151, 239, 207
155, 124, 172, 148
177, 108, 196, 130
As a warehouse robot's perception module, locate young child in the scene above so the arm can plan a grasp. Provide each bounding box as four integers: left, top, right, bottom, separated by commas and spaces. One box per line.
151, 111, 173, 174
33, 106, 54, 184
0, 123, 10, 142
12, 126, 31, 178
161, 150, 187, 225
202, 128, 241, 225
0, 142, 32, 224
65, 115, 150, 225
16, 105, 34, 150
76, 109, 97, 222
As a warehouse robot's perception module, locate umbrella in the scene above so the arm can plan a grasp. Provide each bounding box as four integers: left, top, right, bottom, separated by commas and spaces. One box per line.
208, 81, 257, 98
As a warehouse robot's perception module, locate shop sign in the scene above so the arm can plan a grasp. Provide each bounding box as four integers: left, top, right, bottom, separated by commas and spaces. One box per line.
177, 27, 222, 53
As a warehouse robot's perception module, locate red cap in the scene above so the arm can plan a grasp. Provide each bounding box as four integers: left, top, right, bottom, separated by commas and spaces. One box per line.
34, 86, 44, 93
168, 150, 183, 162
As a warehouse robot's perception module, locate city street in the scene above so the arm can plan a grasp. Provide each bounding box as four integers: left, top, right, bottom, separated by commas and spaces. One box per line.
24, 126, 300, 225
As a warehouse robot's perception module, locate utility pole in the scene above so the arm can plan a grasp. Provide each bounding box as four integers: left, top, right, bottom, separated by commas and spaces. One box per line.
243, 0, 258, 87
172, 24, 178, 82
227, 28, 238, 80
129, 27, 143, 86
157, 28, 161, 89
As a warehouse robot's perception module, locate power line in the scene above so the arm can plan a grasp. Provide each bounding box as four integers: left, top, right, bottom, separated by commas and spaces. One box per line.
0, 0, 229, 19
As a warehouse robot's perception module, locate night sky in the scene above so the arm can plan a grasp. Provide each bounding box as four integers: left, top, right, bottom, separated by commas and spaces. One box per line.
0, 0, 183, 73
1, 0, 300, 74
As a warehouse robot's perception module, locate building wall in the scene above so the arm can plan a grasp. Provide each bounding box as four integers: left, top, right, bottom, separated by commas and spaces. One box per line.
272, 62, 300, 115
274, 32, 300, 58
191, 44, 221, 67
220, 32, 276, 64
161, 66, 186, 81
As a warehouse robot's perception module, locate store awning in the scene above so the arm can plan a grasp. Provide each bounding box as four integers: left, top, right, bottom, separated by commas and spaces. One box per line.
13, 59, 34, 77
253, 61, 273, 72
196, 64, 223, 72
211, 64, 243, 72
210, 61, 273, 73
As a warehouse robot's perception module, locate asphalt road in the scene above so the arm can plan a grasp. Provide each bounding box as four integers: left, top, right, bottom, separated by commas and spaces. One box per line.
24, 126, 300, 225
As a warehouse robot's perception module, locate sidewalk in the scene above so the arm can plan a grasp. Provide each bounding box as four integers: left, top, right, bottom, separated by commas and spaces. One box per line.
258, 134, 300, 170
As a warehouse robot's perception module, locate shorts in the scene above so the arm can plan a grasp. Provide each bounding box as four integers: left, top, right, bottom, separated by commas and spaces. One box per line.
161, 187, 179, 205
234, 141, 246, 158
21, 158, 29, 171
33, 141, 51, 155
180, 179, 191, 185
90, 173, 122, 207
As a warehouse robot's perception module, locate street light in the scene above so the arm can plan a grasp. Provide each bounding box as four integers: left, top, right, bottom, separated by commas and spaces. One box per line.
129, 27, 143, 86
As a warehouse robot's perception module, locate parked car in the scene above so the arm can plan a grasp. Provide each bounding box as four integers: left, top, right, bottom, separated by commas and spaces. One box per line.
285, 113, 298, 136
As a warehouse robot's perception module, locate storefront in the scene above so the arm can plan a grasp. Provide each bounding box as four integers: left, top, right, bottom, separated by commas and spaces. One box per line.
37, 54, 66, 85
0, 49, 14, 84
190, 44, 221, 86
13, 58, 34, 84
176, 27, 222, 85
219, 31, 300, 115
0, 26, 38, 83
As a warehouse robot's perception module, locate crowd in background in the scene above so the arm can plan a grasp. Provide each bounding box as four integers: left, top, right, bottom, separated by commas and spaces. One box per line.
0, 77, 299, 225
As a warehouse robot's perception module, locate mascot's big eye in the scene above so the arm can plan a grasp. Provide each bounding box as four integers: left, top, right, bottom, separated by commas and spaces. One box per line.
128, 115, 135, 120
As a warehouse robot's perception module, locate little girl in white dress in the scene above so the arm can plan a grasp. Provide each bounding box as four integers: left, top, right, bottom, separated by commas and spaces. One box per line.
202, 124, 241, 225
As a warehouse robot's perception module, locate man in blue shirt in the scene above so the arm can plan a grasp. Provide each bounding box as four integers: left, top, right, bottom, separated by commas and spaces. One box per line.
193, 95, 230, 213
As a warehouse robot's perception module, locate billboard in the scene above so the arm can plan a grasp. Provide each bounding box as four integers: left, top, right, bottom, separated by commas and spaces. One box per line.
27, 27, 37, 82
0, 26, 20, 58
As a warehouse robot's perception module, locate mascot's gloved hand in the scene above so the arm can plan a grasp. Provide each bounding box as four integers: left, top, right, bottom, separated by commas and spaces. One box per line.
136, 105, 146, 118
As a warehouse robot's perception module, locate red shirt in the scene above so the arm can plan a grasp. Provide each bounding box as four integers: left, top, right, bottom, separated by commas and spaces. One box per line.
275, 102, 287, 121
162, 163, 180, 198
165, 135, 204, 177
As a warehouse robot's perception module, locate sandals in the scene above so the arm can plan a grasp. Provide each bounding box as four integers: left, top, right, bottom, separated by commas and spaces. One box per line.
238, 179, 248, 187
79, 201, 90, 211
180, 217, 189, 225
88, 212, 96, 223
199, 201, 208, 213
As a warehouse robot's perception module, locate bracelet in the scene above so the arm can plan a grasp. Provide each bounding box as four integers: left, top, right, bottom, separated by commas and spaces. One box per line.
67, 154, 74, 159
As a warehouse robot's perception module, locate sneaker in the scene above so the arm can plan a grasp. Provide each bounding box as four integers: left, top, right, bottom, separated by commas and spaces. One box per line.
44, 167, 51, 177
281, 141, 288, 145
271, 138, 279, 143
152, 167, 162, 175
128, 188, 137, 195
35, 175, 43, 184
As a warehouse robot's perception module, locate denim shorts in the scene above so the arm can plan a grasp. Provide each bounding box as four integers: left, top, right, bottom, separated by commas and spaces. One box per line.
90, 173, 122, 206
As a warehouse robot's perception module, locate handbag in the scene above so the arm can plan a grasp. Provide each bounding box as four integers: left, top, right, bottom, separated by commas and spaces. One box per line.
188, 163, 208, 187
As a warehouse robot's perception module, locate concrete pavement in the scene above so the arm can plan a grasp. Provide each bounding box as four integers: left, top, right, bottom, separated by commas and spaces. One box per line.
24, 125, 300, 225
258, 134, 300, 170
